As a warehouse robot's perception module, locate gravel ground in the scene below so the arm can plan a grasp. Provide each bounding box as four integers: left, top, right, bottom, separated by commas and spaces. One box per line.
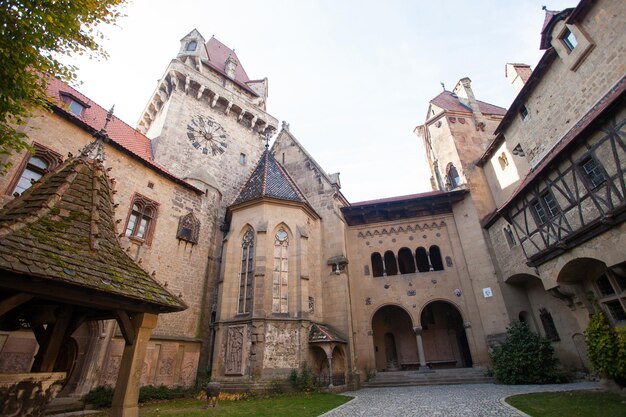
321, 381, 602, 417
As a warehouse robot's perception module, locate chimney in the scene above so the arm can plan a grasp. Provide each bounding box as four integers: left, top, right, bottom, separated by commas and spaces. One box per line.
225, 55, 238, 79
505, 63, 532, 93
453, 77, 483, 117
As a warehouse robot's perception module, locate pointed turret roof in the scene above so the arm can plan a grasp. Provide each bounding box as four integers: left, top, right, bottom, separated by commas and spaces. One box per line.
0, 139, 186, 313
231, 148, 309, 207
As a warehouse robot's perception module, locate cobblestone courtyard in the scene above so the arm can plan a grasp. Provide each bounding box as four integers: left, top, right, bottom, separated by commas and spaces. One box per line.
322, 382, 602, 417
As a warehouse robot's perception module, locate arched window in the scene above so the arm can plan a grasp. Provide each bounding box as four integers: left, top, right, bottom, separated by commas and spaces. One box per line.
383, 251, 398, 276
272, 228, 289, 313
371, 252, 384, 277
238, 228, 255, 314
415, 247, 430, 272
429, 246, 444, 271
398, 248, 416, 274
186, 40, 197, 51
9, 144, 62, 196
446, 163, 461, 189
177, 212, 200, 244
125, 194, 159, 243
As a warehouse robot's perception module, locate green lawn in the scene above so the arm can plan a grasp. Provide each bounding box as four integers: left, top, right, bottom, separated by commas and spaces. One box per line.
506, 390, 626, 417
92, 392, 352, 417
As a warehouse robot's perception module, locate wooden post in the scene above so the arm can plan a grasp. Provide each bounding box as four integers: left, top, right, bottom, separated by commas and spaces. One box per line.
110, 313, 158, 417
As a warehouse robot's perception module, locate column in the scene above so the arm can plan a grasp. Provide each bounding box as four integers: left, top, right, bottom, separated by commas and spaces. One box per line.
413, 326, 427, 369
326, 355, 333, 388
111, 313, 158, 417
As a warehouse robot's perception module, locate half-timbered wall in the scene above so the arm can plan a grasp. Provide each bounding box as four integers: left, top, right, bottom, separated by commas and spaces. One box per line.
506, 101, 626, 266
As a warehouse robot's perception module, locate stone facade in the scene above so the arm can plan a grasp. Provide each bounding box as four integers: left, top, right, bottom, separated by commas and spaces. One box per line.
1, 0, 624, 397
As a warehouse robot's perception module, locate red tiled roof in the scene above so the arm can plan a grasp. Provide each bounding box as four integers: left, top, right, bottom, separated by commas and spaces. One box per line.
45, 78, 201, 193
430, 91, 507, 116
203, 37, 259, 97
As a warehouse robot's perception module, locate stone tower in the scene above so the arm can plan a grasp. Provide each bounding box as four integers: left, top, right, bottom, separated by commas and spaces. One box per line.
137, 29, 278, 207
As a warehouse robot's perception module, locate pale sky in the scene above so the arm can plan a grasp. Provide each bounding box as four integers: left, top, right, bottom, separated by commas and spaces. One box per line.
70, 0, 576, 203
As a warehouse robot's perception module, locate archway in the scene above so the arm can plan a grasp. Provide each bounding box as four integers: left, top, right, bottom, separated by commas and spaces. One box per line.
371, 305, 417, 371
420, 301, 472, 368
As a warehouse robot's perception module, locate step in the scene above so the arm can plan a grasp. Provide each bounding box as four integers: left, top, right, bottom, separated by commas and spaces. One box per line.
363, 369, 494, 387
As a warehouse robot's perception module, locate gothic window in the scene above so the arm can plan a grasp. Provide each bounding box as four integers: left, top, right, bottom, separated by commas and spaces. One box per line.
125, 194, 159, 243
272, 228, 289, 313
176, 212, 200, 244
371, 253, 384, 277
383, 251, 398, 276
429, 246, 444, 271
238, 228, 255, 314
531, 191, 560, 225
503, 224, 516, 248
415, 247, 430, 272
398, 247, 416, 274
595, 268, 626, 324
578, 156, 606, 189
7, 144, 63, 196
446, 164, 461, 189
498, 152, 509, 170
186, 40, 197, 51
539, 308, 560, 342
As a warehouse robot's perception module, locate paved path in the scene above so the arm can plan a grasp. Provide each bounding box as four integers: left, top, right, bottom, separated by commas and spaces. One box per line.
322, 382, 601, 417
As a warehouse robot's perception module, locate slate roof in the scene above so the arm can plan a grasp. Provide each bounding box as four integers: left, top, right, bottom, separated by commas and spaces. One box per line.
0, 140, 187, 313
430, 91, 507, 116
45, 78, 201, 193
309, 323, 347, 344
231, 148, 308, 206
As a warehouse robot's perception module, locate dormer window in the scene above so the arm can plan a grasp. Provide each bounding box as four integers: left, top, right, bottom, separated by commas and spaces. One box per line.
186, 40, 197, 51
560, 28, 577, 53
60, 93, 88, 117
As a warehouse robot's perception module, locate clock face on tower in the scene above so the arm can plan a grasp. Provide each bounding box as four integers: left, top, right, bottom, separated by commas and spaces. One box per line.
186, 116, 228, 156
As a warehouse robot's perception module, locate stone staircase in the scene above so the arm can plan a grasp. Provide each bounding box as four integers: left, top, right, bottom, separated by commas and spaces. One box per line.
362, 367, 493, 387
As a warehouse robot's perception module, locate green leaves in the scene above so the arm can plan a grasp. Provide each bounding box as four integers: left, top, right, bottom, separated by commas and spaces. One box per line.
0, 0, 127, 172
490, 321, 565, 384
585, 311, 626, 385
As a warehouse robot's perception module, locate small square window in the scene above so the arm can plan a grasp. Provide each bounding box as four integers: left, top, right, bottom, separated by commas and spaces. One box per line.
531, 191, 560, 225
596, 275, 616, 296
239, 153, 246, 165
579, 156, 605, 189
519, 105, 529, 121
561, 28, 578, 53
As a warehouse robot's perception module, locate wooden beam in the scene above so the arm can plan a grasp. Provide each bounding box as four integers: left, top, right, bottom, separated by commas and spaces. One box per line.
35, 306, 74, 372
0, 293, 33, 317
116, 310, 136, 346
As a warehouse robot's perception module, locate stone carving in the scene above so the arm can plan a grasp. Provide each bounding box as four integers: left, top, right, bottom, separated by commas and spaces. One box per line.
308, 296, 315, 314
225, 326, 244, 375
357, 221, 447, 239
407, 290, 416, 296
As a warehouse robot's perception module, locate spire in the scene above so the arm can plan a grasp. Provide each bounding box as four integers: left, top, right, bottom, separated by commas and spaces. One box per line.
81, 105, 114, 162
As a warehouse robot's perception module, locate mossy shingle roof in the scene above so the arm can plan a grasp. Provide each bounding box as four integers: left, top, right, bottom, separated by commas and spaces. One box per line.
0, 142, 186, 313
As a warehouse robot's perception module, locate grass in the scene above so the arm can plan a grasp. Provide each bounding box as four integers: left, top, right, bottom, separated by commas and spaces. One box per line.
506, 390, 626, 417
90, 392, 352, 417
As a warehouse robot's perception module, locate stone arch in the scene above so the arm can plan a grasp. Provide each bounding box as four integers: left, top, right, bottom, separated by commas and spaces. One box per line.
371, 252, 384, 277
331, 345, 346, 386
415, 247, 430, 272
398, 247, 416, 274
429, 245, 444, 271
419, 300, 472, 368
383, 250, 398, 276
557, 257, 607, 284
371, 304, 417, 371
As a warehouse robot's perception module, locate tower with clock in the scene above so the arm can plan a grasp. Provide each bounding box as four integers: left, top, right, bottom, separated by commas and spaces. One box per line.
137, 29, 278, 207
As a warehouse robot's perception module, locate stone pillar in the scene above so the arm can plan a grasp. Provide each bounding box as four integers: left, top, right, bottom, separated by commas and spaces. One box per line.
326, 355, 333, 388
110, 313, 158, 417
413, 327, 427, 369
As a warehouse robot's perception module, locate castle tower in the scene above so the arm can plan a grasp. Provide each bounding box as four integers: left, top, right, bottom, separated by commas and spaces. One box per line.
137, 30, 278, 206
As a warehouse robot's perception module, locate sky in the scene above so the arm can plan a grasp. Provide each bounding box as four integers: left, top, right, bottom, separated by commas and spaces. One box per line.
70, 0, 577, 203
